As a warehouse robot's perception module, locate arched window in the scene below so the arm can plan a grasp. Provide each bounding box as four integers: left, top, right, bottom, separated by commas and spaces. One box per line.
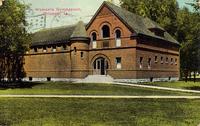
115, 30, 121, 39
102, 25, 110, 38
91, 32, 97, 48
115, 29, 121, 47
92, 32, 97, 41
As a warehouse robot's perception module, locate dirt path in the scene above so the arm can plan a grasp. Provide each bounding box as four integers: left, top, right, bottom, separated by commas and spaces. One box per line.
115, 83, 200, 93
1, 95, 200, 99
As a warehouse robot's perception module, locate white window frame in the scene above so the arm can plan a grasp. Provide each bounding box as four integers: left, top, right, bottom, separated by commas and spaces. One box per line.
116, 57, 122, 69
139, 57, 143, 69
115, 29, 122, 47
93, 41, 97, 48
148, 58, 151, 69
116, 39, 121, 47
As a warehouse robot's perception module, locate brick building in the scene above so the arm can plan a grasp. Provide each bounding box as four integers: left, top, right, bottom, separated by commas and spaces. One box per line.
24, 2, 180, 83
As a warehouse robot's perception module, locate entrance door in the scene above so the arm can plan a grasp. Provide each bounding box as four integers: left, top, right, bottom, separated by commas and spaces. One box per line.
93, 57, 108, 75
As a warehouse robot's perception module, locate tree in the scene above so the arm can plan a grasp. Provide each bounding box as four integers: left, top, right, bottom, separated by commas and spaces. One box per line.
120, 0, 179, 36
179, 4, 200, 82
0, 0, 31, 83
186, 0, 200, 12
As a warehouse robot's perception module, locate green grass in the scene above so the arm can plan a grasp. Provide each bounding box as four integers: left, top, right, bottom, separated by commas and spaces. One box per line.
0, 82, 198, 96
1, 98, 200, 126
142, 81, 200, 90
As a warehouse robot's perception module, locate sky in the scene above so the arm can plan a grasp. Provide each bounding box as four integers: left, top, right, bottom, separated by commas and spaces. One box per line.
22, 0, 193, 32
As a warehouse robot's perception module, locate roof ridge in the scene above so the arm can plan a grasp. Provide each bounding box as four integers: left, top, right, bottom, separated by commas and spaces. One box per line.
34, 24, 76, 33
70, 20, 89, 39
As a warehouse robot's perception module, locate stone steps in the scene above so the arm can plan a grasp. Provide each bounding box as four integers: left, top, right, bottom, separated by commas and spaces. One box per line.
76, 75, 114, 83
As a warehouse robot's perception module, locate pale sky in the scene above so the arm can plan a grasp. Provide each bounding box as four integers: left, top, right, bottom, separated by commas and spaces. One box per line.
22, 0, 192, 32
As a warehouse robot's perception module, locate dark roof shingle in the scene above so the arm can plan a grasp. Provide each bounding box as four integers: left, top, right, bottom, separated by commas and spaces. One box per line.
104, 1, 179, 44
31, 25, 76, 46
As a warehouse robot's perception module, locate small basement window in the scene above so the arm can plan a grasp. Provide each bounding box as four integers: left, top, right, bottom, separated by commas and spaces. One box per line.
47, 77, 51, 81
29, 77, 32, 81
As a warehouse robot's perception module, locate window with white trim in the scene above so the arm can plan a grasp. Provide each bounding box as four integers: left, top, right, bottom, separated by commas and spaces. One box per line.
166, 57, 169, 63
155, 56, 158, 63
91, 32, 97, 48
52, 46, 56, 52
139, 57, 143, 69
148, 58, 151, 69
175, 58, 178, 65
43, 46, 47, 52
161, 56, 164, 64
115, 29, 121, 47
116, 57, 122, 69
171, 58, 173, 65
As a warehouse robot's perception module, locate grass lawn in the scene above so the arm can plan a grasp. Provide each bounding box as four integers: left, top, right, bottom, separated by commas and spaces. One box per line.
0, 82, 198, 96
0, 98, 200, 126
142, 81, 200, 90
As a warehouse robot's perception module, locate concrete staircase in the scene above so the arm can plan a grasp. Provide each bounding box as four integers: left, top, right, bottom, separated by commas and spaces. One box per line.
76, 75, 114, 83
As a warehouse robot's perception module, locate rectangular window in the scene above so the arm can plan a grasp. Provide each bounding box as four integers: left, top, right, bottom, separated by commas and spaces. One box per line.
175, 58, 178, 65
155, 56, 158, 63
81, 52, 84, 58
171, 58, 173, 65
52, 46, 56, 52
161, 57, 163, 64
116, 57, 122, 69
34, 48, 37, 53
148, 58, 151, 69
43, 46, 47, 52
62, 45, 67, 50
166, 57, 168, 63
29, 77, 32, 81
139, 57, 143, 69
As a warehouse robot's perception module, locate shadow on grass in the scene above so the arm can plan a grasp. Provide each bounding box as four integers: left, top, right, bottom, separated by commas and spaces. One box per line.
185, 86, 200, 91
0, 82, 44, 89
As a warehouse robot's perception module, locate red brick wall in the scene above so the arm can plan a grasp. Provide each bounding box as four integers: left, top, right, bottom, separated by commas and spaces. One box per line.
24, 5, 180, 80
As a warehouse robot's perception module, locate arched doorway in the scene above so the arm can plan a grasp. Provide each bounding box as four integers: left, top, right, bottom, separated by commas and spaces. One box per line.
93, 57, 108, 75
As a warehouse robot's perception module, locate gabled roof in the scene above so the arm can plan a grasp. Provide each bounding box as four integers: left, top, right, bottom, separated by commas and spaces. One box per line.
31, 25, 75, 46
86, 1, 179, 45
31, 21, 89, 46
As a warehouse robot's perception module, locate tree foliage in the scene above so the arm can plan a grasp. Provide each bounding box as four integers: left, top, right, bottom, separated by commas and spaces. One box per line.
120, 0, 179, 36
0, 0, 31, 82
